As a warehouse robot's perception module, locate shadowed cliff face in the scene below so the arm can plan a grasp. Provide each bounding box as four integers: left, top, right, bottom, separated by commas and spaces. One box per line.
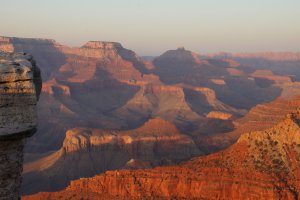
0, 52, 41, 200
24, 110, 300, 200
0, 140, 24, 200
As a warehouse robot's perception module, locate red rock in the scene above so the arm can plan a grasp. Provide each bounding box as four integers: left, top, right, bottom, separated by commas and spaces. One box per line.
24, 110, 300, 200
22, 118, 201, 194
2, 36, 299, 198
197, 95, 300, 152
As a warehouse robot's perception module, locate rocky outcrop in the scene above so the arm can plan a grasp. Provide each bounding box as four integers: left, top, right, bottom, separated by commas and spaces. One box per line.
153, 48, 282, 110
21, 118, 201, 194
0, 52, 41, 200
206, 111, 232, 120
152, 47, 226, 85
196, 95, 300, 153
24, 110, 300, 200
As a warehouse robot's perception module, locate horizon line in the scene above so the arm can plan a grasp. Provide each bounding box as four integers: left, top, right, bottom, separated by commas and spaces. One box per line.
1, 35, 300, 57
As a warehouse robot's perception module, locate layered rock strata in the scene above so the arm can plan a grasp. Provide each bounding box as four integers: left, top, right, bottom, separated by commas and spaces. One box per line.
21, 118, 201, 194
0, 52, 41, 199
25, 110, 300, 200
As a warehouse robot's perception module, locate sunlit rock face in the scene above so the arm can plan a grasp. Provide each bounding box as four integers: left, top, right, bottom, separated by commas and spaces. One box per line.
21, 118, 201, 194
24, 110, 300, 200
0, 52, 41, 200
0, 52, 41, 138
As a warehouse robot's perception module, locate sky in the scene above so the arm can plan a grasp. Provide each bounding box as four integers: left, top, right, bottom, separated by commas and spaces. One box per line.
0, 0, 299, 56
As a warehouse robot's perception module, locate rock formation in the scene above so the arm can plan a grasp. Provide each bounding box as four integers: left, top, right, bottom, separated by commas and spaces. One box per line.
0, 52, 41, 199
24, 110, 300, 200
21, 118, 200, 194
152, 47, 225, 85
152, 47, 282, 109
196, 95, 300, 153
0, 36, 250, 158
2, 36, 300, 196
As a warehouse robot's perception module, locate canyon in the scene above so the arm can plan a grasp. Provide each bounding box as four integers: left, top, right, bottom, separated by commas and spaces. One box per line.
1, 36, 300, 197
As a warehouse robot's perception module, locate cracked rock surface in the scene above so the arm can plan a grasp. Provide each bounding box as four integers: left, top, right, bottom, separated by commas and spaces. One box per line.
0, 52, 41, 200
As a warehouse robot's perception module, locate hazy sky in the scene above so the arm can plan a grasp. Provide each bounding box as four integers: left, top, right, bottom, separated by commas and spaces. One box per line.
0, 0, 299, 55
